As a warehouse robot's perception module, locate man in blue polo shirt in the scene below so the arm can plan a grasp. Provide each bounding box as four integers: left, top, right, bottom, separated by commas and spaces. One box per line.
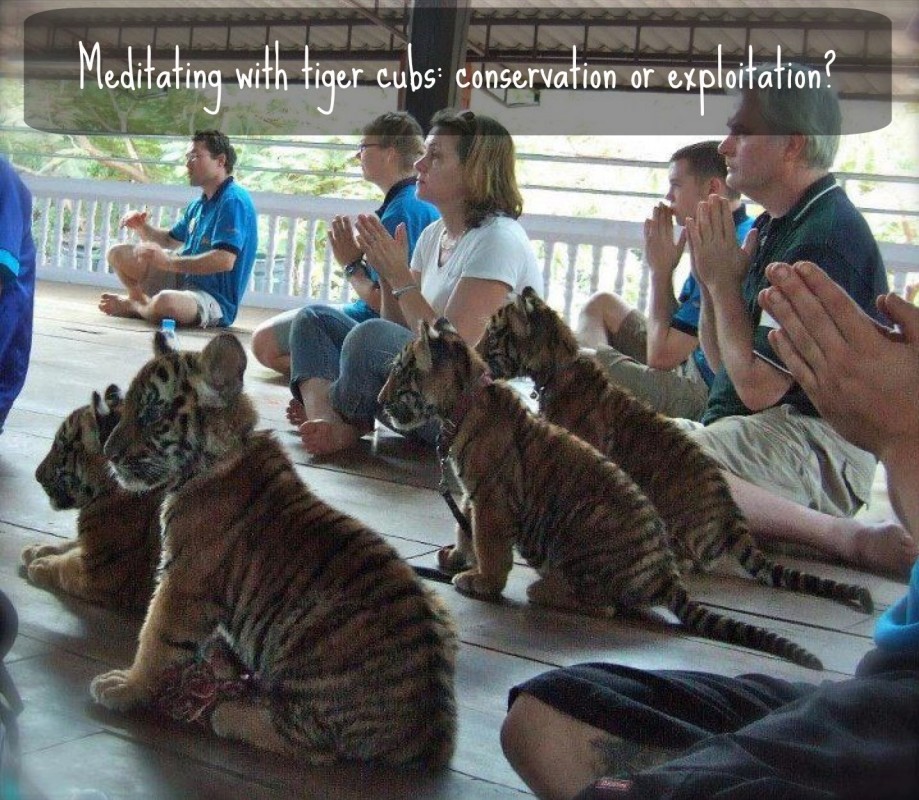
0, 157, 36, 434
577, 141, 753, 420
99, 130, 257, 327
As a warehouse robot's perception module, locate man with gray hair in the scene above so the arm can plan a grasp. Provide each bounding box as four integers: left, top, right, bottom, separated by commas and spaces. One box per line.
683, 63, 912, 576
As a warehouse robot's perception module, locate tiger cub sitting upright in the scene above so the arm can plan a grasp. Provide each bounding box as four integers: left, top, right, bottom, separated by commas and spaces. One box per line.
90, 332, 458, 768
379, 318, 822, 670
26, 385, 162, 612
477, 287, 872, 613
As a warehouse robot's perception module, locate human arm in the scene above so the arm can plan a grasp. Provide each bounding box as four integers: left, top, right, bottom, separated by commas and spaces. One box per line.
643, 204, 699, 369
328, 215, 381, 312
759, 260, 919, 536
133, 242, 236, 275
356, 214, 522, 344
686, 195, 782, 409
120, 209, 182, 250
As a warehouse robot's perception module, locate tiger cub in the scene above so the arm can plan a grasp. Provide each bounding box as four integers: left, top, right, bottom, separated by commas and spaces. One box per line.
90, 332, 457, 767
26, 385, 161, 612
379, 318, 823, 670
477, 288, 872, 613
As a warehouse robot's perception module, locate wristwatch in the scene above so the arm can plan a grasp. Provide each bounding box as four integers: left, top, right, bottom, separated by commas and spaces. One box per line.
344, 257, 370, 280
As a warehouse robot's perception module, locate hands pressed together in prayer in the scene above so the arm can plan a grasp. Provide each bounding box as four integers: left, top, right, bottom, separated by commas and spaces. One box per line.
327, 215, 362, 267
353, 214, 413, 289
759, 260, 919, 461
685, 194, 757, 293
643, 203, 685, 277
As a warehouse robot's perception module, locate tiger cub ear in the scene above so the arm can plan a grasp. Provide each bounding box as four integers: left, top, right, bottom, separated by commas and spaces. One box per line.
197, 334, 247, 407
431, 317, 458, 337
520, 286, 542, 313
414, 320, 434, 372
153, 330, 172, 357
92, 386, 122, 447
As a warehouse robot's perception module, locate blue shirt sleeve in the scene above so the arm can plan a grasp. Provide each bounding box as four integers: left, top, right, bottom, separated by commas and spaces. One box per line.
169, 203, 193, 244
207, 195, 248, 256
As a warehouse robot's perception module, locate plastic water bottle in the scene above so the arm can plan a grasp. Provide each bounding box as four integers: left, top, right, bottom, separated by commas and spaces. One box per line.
160, 318, 180, 350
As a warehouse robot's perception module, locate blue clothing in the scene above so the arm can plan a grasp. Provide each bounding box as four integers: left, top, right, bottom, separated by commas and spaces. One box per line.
703, 176, 888, 424
340, 178, 439, 321
670, 204, 754, 388
0, 159, 36, 433
875, 560, 919, 654
169, 177, 257, 326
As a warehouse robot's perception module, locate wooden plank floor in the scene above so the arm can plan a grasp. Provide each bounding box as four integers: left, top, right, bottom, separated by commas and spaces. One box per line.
1, 282, 907, 800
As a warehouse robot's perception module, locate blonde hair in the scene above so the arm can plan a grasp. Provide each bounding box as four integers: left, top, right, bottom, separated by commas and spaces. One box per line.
430, 110, 523, 228
363, 112, 426, 173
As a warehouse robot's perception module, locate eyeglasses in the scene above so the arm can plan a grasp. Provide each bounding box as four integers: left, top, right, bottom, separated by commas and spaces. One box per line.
357, 143, 382, 154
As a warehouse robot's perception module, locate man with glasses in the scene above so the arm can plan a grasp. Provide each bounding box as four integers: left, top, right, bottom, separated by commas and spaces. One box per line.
99, 130, 258, 328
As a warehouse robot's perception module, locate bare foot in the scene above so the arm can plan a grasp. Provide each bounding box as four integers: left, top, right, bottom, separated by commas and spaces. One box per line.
286, 398, 307, 427
99, 293, 140, 319
839, 520, 918, 578
298, 419, 361, 456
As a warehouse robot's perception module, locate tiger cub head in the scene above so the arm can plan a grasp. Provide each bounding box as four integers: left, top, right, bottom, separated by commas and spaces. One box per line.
379, 318, 486, 431
476, 286, 579, 380
35, 385, 124, 509
103, 332, 257, 492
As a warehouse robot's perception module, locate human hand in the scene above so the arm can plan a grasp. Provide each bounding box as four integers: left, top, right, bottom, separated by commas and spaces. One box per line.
119, 209, 149, 231
354, 214, 410, 285
686, 194, 756, 293
759, 260, 919, 459
133, 242, 170, 272
328, 215, 362, 267
643, 203, 684, 276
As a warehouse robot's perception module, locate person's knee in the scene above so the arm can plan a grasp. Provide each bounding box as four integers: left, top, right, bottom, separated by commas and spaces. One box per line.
106, 243, 140, 278
251, 324, 281, 369
581, 291, 631, 331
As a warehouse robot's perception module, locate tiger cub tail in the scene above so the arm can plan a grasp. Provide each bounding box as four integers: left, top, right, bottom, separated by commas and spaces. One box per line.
726, 528, 874, 614
668, 585, 823, 670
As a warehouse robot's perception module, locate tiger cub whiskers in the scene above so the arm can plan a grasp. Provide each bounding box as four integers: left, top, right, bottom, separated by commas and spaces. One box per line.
89, 332, 458, 767
476, 287, 873, 614
380, 317, 823, 670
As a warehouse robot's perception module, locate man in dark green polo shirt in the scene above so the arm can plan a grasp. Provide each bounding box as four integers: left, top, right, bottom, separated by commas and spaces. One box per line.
681, 64, 914, 577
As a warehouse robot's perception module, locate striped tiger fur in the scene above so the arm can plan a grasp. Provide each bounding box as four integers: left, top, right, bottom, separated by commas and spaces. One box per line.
476, 287, 873, 613
380, 318, 823, 670
89, 332, 457, 767
26, 384, 161, 612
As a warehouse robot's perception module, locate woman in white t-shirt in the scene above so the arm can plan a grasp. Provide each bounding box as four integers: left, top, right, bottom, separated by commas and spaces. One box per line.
287, 110, 542, 455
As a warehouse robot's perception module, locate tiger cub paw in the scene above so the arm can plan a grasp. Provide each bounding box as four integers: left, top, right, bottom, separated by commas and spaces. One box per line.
21, 544, 60, 566
90, 669, 151, 711
24, 556, 60, 588
438, 545, 474, 574
453, 569, 504, 600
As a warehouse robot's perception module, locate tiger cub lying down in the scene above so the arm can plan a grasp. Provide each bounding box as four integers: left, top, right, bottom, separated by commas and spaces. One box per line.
90, 332, 458, 767
26, 385, 161, 612
379, 318, 823, 670
477, 287, 873, 613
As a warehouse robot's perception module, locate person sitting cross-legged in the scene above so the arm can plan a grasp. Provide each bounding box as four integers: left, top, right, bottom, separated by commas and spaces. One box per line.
576, 141, 753, 420
99, 130, 257, 329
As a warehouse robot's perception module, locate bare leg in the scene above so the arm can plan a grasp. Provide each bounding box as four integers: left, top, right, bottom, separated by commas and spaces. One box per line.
251, 322, 291, 375
576, 292, 634, 349
501, 693, 678, 800
725, 471, 917, 578
294, 377, 370, 456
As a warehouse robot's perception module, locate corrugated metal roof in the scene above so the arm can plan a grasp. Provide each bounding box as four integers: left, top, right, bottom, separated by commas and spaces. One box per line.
5, 1, 915, 97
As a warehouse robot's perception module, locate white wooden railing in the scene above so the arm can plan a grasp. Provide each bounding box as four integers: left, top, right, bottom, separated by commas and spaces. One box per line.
23, 175, 919, 322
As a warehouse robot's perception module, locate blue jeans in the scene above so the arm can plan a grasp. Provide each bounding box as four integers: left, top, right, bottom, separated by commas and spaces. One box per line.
288, 311, 439, 444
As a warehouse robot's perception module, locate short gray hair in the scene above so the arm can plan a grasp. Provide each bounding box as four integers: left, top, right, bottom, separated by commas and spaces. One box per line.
744, 63, 841, 170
